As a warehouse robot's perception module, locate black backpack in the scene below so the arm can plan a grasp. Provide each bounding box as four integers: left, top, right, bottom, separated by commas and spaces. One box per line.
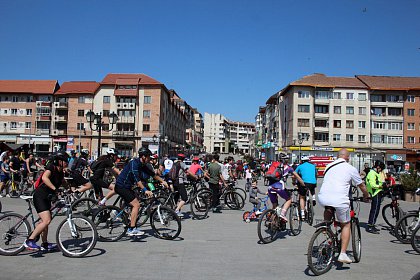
168, 161, 181, 181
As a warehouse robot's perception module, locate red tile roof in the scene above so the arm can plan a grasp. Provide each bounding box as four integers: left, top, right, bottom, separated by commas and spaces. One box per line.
290, 73, 367, 89
55, 81, 100, 95
0, 80, 59, 94
356, 75, 420, 90
101, 74, 162, 85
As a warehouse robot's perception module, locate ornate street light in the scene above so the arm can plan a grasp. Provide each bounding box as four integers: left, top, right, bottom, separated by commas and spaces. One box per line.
86, 110, 118, 157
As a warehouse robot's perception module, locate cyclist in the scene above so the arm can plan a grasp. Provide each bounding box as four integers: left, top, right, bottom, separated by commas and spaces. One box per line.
0, 157, 11, 197
204, 154, 228, 213
114, 147, 169, 236
295, 156, 317, 220
189, 157, 203, 177
69, 150, 92, 196
23, 153, 41, 183
24, 151, 69, 251
163, 154, 173, 177
365, 160, 386, 234
266, 157, 305, 221
318, 148, 369, 264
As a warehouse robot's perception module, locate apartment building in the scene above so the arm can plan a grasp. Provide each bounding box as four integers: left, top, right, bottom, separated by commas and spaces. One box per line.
0, 80, 59, 155
186, 108, 204, 154
204, 112, 255, 155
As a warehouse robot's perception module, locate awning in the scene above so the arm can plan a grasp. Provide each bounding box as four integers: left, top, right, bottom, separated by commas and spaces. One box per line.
0, 143, 27, 151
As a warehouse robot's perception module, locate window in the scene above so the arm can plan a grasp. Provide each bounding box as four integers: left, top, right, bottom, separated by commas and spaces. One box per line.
297, 118, 310, 127
388, 108, 402, 116
408, 109, 415, 116
144, 96, 152, 104
372, 122, 386, 129
358, 107, 366, 115
408, 136, 415, 144
103, 110, 110, 117
143, 110, 151, 118
358, 135, 366, 142
389, 122, 403, 130
333, 106, 341, 114
103, 96, 110, 103
388, 136, 403, 145
26, 109, 32, 116
298, 91, 310, 98
77, 123, 85, 130
371, 95, 385, 102
3, 110, 7, 114
12, 96, 18, 102
371, 107, 386, 116
346, 106, 354, 115
408, 123, 415, 130
143, 124, 150, 131
118, 85, 137, 90
315, 119, 328, 127
315, 91, 330, 99
333, 134, 341, 141
333, 120, 341, 128
26, 96, 33, 102
407, 95, 415, 102
358, 121, 366, 129
387, 95, 403, 102
331, 92, 341, 99
25, 122, 31, 129
314, 132, 329, 142
372, 134, 385, 143
358, 93, 366, 101
346, 134, 354, 142
298, 105, 310, 113
78, 96, 85, 103
78, 110, 84, 117
346, 92, 354, 100
11, 109, 18, 115
10, 122, 17, 129
346, 120, 354, 129
315, 105, 329, 114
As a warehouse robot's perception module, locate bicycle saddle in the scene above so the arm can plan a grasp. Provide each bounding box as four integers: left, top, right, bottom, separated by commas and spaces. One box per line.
313, 220, 334, 228
20, 195, 33, 200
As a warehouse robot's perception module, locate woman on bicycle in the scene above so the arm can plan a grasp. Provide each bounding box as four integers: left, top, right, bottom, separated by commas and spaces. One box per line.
24, 151, 69, 251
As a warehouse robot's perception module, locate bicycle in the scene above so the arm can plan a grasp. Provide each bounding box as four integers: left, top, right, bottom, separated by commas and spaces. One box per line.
394, 188, 420, 244
6, 172, 20, 198
381, 184, 403, 229
92, 190, 181, 242
196, 182, 245, 211
243, 196, 269, 223
307, 197, 363, 276
0, 189, 98, 257
257, 206, 288, 244
288, 188, 303, 236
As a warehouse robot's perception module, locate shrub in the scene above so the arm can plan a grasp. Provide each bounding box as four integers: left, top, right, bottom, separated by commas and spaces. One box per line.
400, 167, 420, 192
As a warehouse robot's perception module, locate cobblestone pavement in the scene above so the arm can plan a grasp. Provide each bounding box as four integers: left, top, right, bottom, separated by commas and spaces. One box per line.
0, 178, 418, 280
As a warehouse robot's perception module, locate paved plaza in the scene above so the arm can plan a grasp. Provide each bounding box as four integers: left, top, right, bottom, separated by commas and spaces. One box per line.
0, 178, 418, 280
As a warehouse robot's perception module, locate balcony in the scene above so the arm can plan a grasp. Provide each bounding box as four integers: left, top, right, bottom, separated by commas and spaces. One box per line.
117, 116, 135, 123
53, 102, 68, 109
36, 129, 50, 135
51, 129, 67, 136
116, 103, 136, 110
35, 101, 51, 107
112, 131, 135, 140
36, 115, 51, 121
53, 115, 68, 122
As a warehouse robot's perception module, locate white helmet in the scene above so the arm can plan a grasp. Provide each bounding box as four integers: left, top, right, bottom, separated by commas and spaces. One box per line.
301, 156, 310, 161
106, 148, 116, 155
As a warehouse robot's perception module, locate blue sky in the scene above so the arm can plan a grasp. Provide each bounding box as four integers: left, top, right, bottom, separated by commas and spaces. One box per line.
0, 0, 419, 122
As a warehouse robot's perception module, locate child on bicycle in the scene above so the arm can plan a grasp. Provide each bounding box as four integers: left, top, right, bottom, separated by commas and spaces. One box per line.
249, 179, 266, 215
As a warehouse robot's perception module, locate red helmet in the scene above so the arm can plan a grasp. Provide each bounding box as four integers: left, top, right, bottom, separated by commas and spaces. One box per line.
151, 154, 159, 159
177, 153, 186, 159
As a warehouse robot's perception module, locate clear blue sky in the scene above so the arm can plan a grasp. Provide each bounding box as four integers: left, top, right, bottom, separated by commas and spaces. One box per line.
0, 0, 419, 122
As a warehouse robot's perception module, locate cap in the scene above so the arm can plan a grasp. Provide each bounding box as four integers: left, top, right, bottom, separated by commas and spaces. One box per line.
152, 154, 159, 159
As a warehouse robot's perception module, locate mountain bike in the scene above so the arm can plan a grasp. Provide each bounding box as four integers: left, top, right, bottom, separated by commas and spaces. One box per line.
0, 189, 97, 257
257, 207, 288, 244
307, 197, 363, 276
288, 188, 303, 236
394, 188, 420, 244
381, 185, 403, 229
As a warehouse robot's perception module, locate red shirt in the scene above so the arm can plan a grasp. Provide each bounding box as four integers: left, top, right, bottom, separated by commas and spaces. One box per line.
189, 163, 202, 175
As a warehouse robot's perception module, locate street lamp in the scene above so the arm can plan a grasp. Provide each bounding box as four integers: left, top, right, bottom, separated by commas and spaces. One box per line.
295, 132, 310, 162
86, 110, 118, 157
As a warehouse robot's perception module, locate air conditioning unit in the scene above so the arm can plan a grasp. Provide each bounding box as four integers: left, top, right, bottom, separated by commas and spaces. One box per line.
53, 102, 59, 108
36, 116, 41, 121
117, 103, 122, 108
123, 103, 128, 108
52, 130, 59, 136
36, 101, 42, 107
128, 103, 135, 109
54, 116, 59, 121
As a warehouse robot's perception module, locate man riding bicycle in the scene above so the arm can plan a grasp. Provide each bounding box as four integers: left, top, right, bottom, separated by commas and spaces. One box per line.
318, 148, 369, 264
295, 156, 317, 220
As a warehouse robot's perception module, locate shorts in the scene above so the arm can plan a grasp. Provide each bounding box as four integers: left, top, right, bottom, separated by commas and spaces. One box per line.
267, 182, 290, 204
90, 177, 110, 194
71, 171, 89, 187
326, 206, 351, 223
115, 186, 136, 204
298, 183, 316, 196
0, 174, 9, 182
33, 186, 54, 213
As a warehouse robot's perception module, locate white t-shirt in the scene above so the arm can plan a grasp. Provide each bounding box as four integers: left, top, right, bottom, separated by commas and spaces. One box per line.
245, 169, 252, 179
318, 158, 363, 208
222, 163, 231, 180
164, 158, 173, 170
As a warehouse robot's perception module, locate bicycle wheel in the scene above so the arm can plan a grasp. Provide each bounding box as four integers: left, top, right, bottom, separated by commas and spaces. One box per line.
394, 213, 419, 244
382, 204, 402, 229
190, 193, 209, 220
257, 209, 280, 244
71, 198, 99, 220
56, 215, 97, 258
410, 225, 420, 254
150, 205, 181, 240
0, 213, 31, 256
306, 195, 314, 226
351, 218, 362, 263
197, 189, 213, 208
307, 228, 336, 276
0, 200, 2, 213
235, 187, 247, 200
92, 206, 128, 242
289, 203, 302, 236
224, 192, 245, 210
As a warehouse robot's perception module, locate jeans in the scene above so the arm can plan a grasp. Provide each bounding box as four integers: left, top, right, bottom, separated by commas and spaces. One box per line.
368, 191, 383, 226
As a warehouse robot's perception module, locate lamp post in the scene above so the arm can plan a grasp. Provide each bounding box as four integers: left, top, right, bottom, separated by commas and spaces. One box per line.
86, 110, 118, 157
295, 132, 310, 162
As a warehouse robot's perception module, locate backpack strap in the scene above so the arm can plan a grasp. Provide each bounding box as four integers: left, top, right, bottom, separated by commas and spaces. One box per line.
323, 161, 345, 176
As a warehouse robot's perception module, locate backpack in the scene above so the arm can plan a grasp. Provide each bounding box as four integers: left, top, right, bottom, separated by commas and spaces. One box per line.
265, 161, 283, 181
168, 161, 181, 181
90, 160, 101, 172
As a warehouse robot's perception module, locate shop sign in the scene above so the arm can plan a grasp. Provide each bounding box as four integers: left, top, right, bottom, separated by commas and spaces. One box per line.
386, 154, 405, 161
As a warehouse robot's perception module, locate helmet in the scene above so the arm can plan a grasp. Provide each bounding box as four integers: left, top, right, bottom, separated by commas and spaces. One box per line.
177, 153, 186, 160
374, 160, 385, 170
279, 154, 289, 159
81, 150, 89, 157
301, 156, 310, 161
106, 148, 117, 155
151, 154, 159, 159
54, 150, 69, 162
138, 147, 152, 157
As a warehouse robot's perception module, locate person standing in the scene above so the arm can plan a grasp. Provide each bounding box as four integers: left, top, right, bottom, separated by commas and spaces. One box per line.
204, 154, 227, 213
365, 160, 386, 234
318, 148, 369, 263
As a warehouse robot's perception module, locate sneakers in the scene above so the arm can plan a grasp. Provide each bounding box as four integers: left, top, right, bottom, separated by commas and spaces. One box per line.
212, 208, 222, 213
312, 200, 317, 206
41, 242, 58, 252
127, 227, 145, 236
6, 194, 10, 198
175, 211, 184, 217
24, 239, 41, 251
255, 210, 262, 215
366, 225, 380, 234
338, 252, 353, 264
279, 213, 288, 222
0, 194, 3, 198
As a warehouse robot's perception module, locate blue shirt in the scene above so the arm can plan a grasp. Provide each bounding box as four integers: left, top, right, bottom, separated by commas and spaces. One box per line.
116, 158, 155, 189
295, 162, 317, 184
